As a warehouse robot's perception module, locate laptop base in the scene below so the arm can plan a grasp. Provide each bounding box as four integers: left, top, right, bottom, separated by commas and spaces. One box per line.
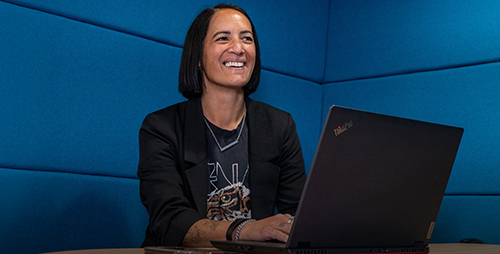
211, 240, 429, 254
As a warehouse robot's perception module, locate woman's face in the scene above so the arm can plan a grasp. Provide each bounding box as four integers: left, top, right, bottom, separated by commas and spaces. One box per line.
201, 9, 256, 92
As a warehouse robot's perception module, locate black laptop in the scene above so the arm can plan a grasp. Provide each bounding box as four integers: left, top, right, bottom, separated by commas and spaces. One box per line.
211, 105, 464, 254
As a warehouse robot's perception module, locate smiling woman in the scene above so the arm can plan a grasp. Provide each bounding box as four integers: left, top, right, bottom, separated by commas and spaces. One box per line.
137, 4, 306, 248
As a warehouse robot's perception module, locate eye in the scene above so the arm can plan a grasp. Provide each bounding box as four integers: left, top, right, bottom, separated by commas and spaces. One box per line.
241, 35, 253, 42
242, 36, 253, 43
221, 194, 231, 203
215, 36, 229, 42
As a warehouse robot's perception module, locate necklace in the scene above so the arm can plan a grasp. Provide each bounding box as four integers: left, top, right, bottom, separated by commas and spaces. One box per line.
203, 113, 246, 152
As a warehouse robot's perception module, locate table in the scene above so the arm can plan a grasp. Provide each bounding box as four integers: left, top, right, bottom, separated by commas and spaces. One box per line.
428, 243, 500, 253
42, 243, 500, 254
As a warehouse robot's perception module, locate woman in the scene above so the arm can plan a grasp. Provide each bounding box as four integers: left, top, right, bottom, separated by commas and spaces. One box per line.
138, 4, 306, 247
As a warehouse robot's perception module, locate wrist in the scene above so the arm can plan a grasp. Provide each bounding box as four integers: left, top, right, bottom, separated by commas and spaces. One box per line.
234, 219, 256, 241
226, 219, 247, 241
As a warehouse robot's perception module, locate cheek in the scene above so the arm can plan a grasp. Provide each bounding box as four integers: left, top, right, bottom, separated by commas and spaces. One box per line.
202, 52, 220, 73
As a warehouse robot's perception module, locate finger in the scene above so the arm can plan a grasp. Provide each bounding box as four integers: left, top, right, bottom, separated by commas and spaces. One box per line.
272, 228, 289, 243
276, 219, 293, 234
279, 213, 294, 225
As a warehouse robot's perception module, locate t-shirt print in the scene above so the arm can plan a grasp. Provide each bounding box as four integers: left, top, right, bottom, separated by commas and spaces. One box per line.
206, 162, 251, 221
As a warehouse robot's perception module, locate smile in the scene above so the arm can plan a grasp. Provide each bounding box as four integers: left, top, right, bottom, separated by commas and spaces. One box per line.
224, 61, 245, 68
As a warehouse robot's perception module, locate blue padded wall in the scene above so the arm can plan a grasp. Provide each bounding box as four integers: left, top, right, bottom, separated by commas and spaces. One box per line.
3, 0, 330, 82
326, 0, 500, 82
0, 1, 185, 178
0, 168, 148, 254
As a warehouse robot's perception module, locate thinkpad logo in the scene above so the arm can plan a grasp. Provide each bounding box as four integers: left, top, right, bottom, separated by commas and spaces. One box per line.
334, 120, 353, 136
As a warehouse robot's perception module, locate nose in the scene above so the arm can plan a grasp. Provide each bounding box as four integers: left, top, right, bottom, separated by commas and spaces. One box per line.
228, 39, 244, 55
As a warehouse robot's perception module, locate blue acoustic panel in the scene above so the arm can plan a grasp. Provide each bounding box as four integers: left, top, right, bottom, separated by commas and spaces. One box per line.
1, 0, 196, 47
0, 2, 186, 178
325, 0, 500, 82
432, 195, 500, 244
322, 62, 500, 194
0, 168, 149, 254
2, 0, 330, 82
251, 70, 323, 173
242, 0, 330, 82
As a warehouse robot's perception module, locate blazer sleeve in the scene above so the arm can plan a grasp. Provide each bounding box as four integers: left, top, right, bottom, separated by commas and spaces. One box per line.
137, 111, 204, 247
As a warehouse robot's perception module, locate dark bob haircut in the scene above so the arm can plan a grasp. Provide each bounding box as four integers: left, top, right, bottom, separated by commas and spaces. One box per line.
178, 4, 261, 99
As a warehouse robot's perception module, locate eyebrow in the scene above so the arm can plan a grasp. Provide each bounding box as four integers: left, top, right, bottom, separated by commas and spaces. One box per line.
212, 30, 253, 39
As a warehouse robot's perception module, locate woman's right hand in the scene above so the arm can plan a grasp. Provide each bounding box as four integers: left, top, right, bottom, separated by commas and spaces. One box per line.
234, 213, 295, 242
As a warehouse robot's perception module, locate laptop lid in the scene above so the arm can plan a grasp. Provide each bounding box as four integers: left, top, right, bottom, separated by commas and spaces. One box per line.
289, 106, 463, 248
213, 105, 464, 253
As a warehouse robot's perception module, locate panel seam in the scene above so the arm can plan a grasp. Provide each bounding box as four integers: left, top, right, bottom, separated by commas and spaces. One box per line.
0, 166, 138, 180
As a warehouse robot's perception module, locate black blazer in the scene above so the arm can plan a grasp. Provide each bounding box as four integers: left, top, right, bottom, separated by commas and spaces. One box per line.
138, 97, 306, 246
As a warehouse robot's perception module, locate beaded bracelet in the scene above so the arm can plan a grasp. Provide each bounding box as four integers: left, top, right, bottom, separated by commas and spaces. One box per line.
234, 219, 256, 241
226, 219, 247, 240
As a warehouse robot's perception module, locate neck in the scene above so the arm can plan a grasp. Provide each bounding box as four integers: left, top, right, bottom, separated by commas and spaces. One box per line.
201, 90, 246, 130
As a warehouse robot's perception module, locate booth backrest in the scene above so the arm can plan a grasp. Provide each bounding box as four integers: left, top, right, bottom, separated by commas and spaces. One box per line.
1, 1, 499, 253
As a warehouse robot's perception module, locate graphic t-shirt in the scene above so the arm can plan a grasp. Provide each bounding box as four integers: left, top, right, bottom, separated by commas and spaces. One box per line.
204, 116, 251, 221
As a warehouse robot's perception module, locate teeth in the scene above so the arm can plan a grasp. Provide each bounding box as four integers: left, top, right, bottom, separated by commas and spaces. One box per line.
224, 62, 244, 67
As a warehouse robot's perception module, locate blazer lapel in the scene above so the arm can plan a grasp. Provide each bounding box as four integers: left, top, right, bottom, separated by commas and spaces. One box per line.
183, 98, 209, 216
247, 99, 279, 161
246, 98, 281, 219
